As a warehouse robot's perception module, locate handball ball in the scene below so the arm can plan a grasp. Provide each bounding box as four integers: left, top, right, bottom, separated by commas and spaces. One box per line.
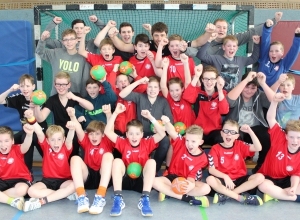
171, 177, 188, 195
90, 65, 106, 80
127, 162, 142, 179
174, 122, 187, 135
119, 61, 133, 75
30, 90, 47, 105
150, 120, 164, 133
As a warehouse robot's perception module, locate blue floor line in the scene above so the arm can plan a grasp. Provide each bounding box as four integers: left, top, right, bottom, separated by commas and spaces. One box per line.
12, 210, 23, 220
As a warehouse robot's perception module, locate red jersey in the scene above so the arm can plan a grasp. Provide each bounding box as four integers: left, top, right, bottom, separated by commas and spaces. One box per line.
166, 56, 195, 84
166, 84, 197, 127
0, 145, 32, 182
258, 123, 300, 179
78, 134, 114, 171
208, 140, 255, 180
86, 53, 123, 92
39, 137, 72, 179
129, 52, 156, 78
192, 87, 229, 135
168, 136, 208, 180
114, 77, 147, 133
115, 136, 158, 167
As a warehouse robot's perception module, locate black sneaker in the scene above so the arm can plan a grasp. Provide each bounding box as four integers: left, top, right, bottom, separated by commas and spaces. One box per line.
243, 193, 263, 206
213, 193, 228, 205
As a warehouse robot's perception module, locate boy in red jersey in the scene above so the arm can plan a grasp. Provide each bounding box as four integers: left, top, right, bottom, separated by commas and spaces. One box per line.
258, 93, 300, 203
206, 120, 264, 206
153, 115, 210, 207
22, 110, 76, 212
0, 125, 34, 211
104, 103, 166, 217
67, 107, 114, 214
155, 35, 195, 84
78, 26, 123, 92
129, 33, 161, 78
192, 65, 229, 146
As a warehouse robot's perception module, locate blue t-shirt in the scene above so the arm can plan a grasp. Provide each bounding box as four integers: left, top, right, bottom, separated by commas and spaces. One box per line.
276, 95, 300, 128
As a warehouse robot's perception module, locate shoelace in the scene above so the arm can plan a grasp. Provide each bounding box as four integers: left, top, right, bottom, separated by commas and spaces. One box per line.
27, 200, 40, 210
112, 196, 122, 207
78, 197, 87, 206
141, 196, 150, 208
218, 194, 228, 205
93, 196, 105, 207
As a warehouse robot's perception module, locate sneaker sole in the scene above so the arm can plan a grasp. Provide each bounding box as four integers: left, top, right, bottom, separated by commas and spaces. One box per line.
138, 204, 153, 216
78, 207, 89, 213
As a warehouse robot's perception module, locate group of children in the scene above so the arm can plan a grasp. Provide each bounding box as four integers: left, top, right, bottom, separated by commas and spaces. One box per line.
1, 11, 300, 217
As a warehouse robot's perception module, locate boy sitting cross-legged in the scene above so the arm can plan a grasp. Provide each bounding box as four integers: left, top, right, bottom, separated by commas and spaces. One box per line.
0, 124, 34, 211
67, 106, 114, 214
23, 109, 76, 212
104, 103, 166, 217
153, 115, 210, 207
206, 120, 265, 206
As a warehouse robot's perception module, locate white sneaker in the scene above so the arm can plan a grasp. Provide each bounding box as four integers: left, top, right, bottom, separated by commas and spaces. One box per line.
89, 195, 106, 214
23, 198, 41, 212
77, 195, 89, 213
10, 197, 24, 210
67, 192, 78, 201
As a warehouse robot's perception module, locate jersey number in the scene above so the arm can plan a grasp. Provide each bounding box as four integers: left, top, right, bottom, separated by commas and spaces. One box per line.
276, 151, 284, 160
126, 151, 131, 159
220, 156, 224, 164
169, 65, 176, 73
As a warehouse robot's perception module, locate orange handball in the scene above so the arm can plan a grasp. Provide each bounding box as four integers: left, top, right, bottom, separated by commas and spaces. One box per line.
30, 90, 47, 105
174, 122, 187, 135
150, 120, 164, 133
171, 177, 187, 195
119, 61, 133, 75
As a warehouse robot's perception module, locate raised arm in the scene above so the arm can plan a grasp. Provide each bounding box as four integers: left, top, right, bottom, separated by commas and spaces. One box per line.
33, 104, 51, 123
240, 124, 262, 152
108, 27, 134, 53
20, 124, 34, 154
161, 115, 177, 140
66, 107, 85, 142
146, 51, 162, 77
190, 23, 216, 48
256, 72, 275, 102
180, 53, 191, 88
191, 64, 203, 87
94, 20, 117, 47
119, 76, 149, 98
216, 76, 225, 101
65, 121, 76, 150
0, 84, 19, 104
44, 17, 64, 49
227, 71, 257, 101
154, 37, 168, 68
89, 15, 106, 31
66, 92, 94, 111
24, 109, 45, 143
160, 57, 170, 98
141, 110, 166, 143
78, 26, 91, 58
142, 23, 152, 39
104, 103, 126, 143
270, 74, 288, 92
36, 31, 55, 62
267, 93, 285, 128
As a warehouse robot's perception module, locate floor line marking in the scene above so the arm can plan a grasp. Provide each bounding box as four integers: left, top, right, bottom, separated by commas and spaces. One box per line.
199, 206, 208, 220
12, 210, 23, 220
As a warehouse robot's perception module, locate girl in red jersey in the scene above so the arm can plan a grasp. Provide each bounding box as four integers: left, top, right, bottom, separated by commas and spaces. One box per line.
104, 103, 166, 217
0, 125, 34, 211
258, 93, 300, 203
22, 110, 76, 212
67, 107, 114, 215
153, 115, 210, 207
207, 120, 264, 206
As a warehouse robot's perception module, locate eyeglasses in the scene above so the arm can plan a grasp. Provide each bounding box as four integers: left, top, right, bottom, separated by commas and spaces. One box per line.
222, 129, 239, 135
202, 78, 217, 82
55, 83, 69, 88
62, 38, 77, 42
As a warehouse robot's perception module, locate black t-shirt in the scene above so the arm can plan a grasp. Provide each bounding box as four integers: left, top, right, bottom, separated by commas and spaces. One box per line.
5, 93, 47, 130
45, 93, 81, 133
114, 47, 134, 61
149, 40, 171, 57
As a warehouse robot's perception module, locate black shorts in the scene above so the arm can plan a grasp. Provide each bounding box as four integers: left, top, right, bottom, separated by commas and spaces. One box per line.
122, 173, 144, 193
84, 166, 101, 189
38, 178, 70, 191
0, 178, 32, 191
208, 175, 257, 196
165, 174, 180, 183
265, 176, 291, 189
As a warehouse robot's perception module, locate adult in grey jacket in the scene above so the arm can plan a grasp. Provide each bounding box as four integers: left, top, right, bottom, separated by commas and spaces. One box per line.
225, 71, 275, 173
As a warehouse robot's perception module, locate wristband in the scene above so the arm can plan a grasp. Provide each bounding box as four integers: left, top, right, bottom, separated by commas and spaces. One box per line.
27, 116, 37, 125
150, 118, 157, 124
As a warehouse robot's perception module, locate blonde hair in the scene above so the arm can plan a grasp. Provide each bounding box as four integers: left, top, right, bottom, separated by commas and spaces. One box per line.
168, 34, 183, 42
46, 125, 65, 138
285, 73, 296, 86
223, 119, 240, 131
186, 125, 204, 138
126, 119, 143, 132
54, 71, 71, 83
62, 29, 77, 39
285, 120, 300, 133
202, 65, 219, 79
99, 38, 115, 50
270, 41, 284, 52
0, 126, 14, 139
86, 120, 106, 134
223, 35, 238, 46
19, 74, 34, 85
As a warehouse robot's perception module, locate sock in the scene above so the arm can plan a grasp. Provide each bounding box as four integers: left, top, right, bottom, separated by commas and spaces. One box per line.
7, 197, 13, 205
237, 195, 245, 202
39, 197, 48, 205
96, 186, 107, 197
142, 191, 150, 197
114, 190, 122, 196
76, 187, 86, 197
181, 194, 195, 204
166, 166, 169, 170
295, 195, 300, 202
